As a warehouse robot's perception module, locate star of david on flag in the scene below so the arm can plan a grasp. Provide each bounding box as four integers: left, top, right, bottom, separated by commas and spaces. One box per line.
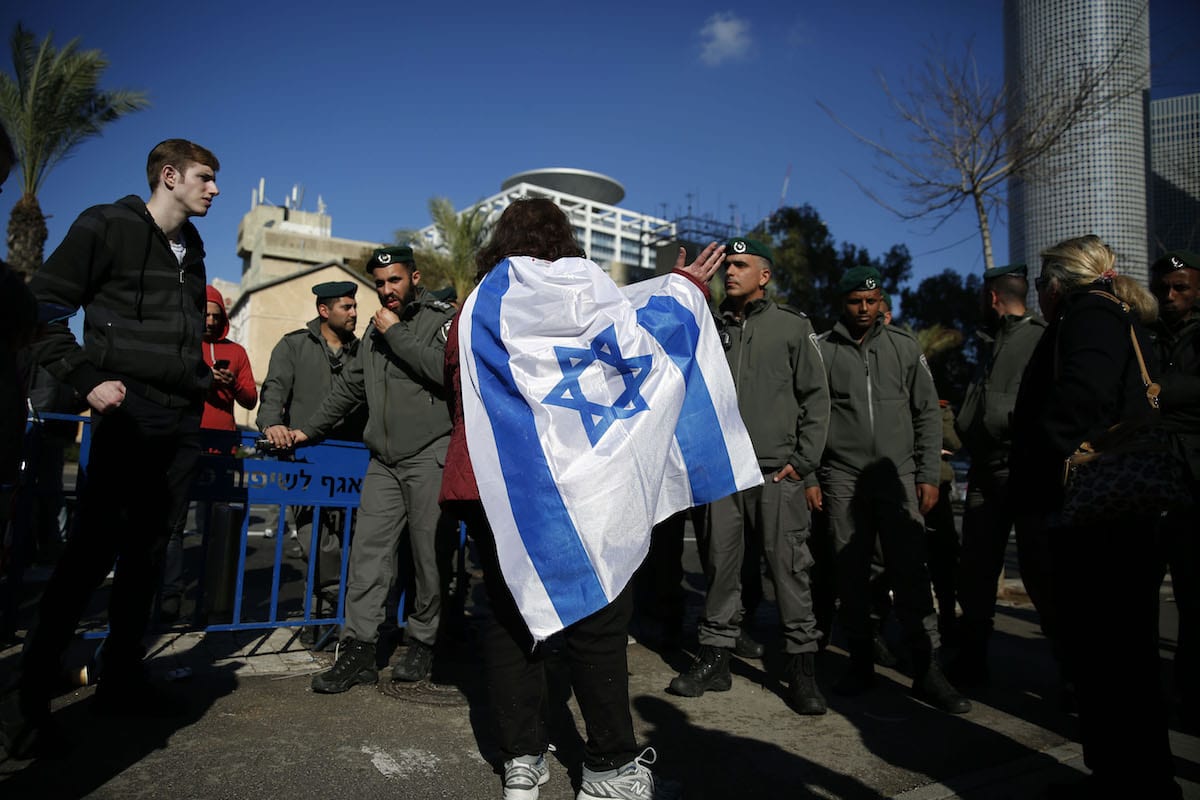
458, 255, 762, 640
543, 325, 652, 446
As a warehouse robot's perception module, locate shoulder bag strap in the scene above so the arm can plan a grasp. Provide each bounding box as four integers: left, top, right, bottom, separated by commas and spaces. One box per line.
1086, 289, 1160, 410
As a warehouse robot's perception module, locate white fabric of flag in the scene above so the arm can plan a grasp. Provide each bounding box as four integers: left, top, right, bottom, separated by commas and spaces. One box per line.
459, 256, 762, 641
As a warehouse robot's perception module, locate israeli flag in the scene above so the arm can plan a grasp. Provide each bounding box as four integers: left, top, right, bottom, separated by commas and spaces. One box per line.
459, 256, 761, 640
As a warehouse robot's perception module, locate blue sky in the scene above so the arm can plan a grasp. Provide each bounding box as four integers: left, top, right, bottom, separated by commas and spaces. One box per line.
3, 0, 1198, 297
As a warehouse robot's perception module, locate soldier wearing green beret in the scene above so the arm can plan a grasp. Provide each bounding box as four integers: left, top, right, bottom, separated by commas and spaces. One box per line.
1148, 249, 1200, 728
256, 279, 367, 646
291, 245, 458, 691
810, 265, 970, 713
949, 264, 1048, 686
668, 237, 832, 715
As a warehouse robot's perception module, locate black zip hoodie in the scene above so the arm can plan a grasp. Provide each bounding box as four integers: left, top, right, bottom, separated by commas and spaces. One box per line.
29, 195, 211, 406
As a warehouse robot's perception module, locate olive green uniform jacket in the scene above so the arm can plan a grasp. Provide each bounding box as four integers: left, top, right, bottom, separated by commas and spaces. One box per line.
816, 317, 941, 486
940, 402, 961, 485
715, 298, 830, 476
955, 312, 1047, 467
256, 318, 367, 442
301, 288, 456, 465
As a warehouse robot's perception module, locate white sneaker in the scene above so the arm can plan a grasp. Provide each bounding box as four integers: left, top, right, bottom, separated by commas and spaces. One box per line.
503, 753, 549, 799
576, 748, 681, 800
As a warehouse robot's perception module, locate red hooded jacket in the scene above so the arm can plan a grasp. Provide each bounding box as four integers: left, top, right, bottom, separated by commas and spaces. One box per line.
202, 285, 257, 431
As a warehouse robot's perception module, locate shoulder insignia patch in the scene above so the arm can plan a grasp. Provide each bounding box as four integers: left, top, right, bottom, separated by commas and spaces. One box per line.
438, 318, 452, 344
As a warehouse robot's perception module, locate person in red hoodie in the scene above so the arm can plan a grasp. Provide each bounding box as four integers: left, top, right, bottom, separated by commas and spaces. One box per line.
159, 286, 256, 621
201, 285, 256, 432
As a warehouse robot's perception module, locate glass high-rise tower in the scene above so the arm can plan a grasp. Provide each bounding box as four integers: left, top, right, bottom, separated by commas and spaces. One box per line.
1149, 92, 1200, 255
1005, 0, 1151, 283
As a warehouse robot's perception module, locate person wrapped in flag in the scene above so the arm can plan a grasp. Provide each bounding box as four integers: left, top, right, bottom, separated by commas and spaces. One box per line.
439, 198, 760, 800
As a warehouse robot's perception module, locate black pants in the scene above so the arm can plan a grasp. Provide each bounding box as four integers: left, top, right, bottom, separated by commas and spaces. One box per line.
633, 510, 687, 628
1160, 501, 1199, 723
957, 465, 1013, 633
460, 502, 637, 772
19, 392, 200, 711
1051, 515, 1177, 794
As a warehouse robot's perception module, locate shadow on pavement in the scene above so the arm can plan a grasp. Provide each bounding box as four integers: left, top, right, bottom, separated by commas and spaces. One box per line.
634, 693, 886, 799
0, 662, 240, 796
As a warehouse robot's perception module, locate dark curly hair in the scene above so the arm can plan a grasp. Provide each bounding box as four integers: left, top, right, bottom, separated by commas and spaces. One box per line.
474, 198, 585, 282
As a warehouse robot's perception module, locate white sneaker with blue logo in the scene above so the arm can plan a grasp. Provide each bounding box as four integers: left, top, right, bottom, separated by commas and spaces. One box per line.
503, 753, 549, 799
576, 748, 681, 800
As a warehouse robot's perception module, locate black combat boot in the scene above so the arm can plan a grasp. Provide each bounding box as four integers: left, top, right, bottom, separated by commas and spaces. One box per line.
785, 652, 827, 715
912, 648, 971, 714
391, 639, 434, 682
734, 627, 765, 659
833, 640, 877, 696
667, 645, 732, 697
311, 638, 378, 694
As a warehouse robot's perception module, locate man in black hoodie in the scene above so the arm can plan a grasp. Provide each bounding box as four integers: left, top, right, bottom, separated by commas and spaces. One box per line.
1, 139, 220, 759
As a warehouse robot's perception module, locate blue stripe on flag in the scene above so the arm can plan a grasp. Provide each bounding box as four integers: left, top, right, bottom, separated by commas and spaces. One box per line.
636, 295, 739, 504
471, 262, 609, 626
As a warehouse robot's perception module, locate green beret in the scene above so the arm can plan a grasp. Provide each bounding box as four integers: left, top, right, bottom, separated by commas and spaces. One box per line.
838, 265, 883, 295
1151, 250, 1200, 274
983, 263, 1028, 281
312, 281, 358, 299
879, 290, 892, 309
367, 245, 415, 271
726, 237, 773, 265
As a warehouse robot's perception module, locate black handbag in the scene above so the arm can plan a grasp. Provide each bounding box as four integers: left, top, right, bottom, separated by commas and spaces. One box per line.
1059, 292, 1189, 526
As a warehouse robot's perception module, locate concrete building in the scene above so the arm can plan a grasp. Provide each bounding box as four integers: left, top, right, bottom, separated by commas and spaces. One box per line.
1149, 92, 1200, 255
221, 186, 384, 428
417, 168, 675, 285
1005, 0, 1152, 283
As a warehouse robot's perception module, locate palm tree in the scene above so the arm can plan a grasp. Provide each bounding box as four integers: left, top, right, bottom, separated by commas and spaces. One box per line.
0, 23, 149, 277
398, 197, 492, 302
913, 323, 964, 360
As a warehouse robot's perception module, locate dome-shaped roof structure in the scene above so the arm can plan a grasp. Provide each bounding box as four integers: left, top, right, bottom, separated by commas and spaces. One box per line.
502, 168, 625, 205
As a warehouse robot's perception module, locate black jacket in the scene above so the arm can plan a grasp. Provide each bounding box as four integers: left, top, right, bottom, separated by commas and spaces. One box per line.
1010, 286, 1159, 513
1149, 308, 1200, 477
29, 195, 211, 406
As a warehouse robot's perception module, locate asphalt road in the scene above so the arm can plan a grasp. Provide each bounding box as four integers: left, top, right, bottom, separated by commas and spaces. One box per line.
2, 510, 1196, 799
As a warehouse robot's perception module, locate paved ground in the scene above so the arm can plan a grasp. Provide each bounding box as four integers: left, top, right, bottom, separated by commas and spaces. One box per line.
2, 534, 1197, 799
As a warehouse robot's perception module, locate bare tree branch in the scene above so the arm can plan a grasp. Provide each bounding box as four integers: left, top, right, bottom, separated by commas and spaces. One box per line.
820, 3, 1150, 274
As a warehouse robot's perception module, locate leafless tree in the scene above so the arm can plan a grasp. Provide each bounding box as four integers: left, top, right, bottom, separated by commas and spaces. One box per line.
819, 2, 1149, 273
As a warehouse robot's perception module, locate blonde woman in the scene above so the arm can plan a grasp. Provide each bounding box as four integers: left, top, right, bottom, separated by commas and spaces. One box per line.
1010, 235, 1180, 798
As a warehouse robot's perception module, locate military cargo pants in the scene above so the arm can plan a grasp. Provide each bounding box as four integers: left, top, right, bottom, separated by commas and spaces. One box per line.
821, 464, 939, 651
341, 446, 447, 647
697, 476, 821, 654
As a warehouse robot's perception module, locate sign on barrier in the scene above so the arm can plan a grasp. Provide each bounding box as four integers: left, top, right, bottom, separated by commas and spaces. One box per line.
190, 433, 370, 634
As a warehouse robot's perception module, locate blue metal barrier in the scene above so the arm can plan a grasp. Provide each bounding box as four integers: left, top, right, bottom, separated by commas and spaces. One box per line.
20, 413, 371, 637
188, 431, 369, 634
